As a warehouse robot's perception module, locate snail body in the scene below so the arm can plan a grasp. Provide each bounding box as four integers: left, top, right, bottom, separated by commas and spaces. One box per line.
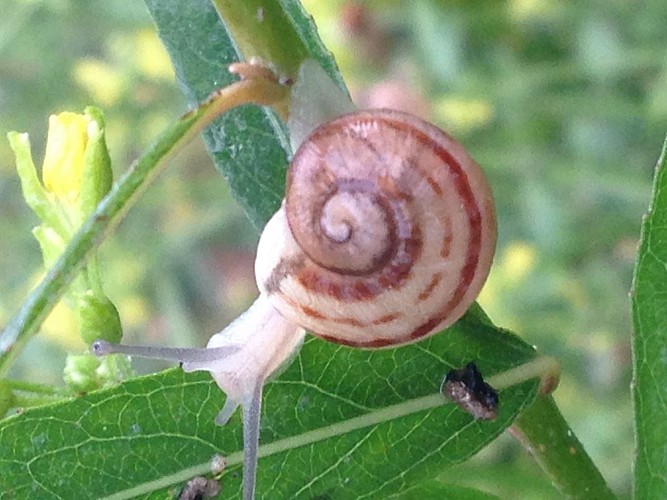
93, 61, 497, 500
256, 109, 496, 348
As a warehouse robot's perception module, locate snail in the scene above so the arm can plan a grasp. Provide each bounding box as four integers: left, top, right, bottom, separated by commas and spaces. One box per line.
93, 60, 497, 499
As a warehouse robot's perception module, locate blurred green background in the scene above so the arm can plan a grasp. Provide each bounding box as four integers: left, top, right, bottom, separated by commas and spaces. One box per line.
1, 0, 666, 497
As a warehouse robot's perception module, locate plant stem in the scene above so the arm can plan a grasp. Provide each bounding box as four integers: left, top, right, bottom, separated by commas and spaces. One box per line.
0, 76, 288, 377
210, 0, 347, 91
212, 0, 309, 77
13, 394, 63, 408
5, 379, 70, 396
488, 355, 560, 394
484, 357, 612, 498
510, 395, 615, 499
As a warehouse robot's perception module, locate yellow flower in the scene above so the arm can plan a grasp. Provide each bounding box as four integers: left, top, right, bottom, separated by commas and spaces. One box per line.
9, 107, 111, 240
8, 107, 121, 350
42, 112, 90, 200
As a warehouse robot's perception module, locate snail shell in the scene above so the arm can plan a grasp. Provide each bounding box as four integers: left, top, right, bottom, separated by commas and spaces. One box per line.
255, 109, 496, 348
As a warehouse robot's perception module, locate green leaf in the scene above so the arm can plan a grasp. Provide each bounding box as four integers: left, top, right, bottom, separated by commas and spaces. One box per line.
632, 135, 667, 498
0, 311, 537, 498
145, 0, 288, 228
391, 481, 499, 500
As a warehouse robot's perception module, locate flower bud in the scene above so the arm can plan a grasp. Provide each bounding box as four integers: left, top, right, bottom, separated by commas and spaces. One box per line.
96, 355, 133, 387
76, 290, 123, 345
63, 354, 101, 393
80, 107, 113, 216
42, 112, 89, 202
12, 107, 114, 230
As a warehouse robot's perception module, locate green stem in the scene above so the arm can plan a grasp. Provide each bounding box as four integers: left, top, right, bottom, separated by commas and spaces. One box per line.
0, 76, 288, 377
511, 395, 615, 499
210, 0, 347, 92
13, 394, 63, 408
85, 256, 105, 296
489, 355, 560, 394
6, 379, 70, 396
212, 0, 309, 77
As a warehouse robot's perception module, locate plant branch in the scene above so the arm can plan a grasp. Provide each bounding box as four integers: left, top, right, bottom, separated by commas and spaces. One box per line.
212, 0, 309, 77
510, 395, 615, 499
5, 379, 70, 396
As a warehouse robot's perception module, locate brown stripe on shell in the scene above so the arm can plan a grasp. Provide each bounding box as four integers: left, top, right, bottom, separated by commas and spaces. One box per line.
417, 272, 443, 301
296, 268, 377, 301
301, 305, 327, 320
264, 255, 306, 294
404, 156, 443, 197
408, 316, 443, 341
408, 277, 471, 342
441, 219, 453, 258
426, 176, 443, 196
298, 310, 401, 338
331, 317, 365, 327
318, 333, 397, 349
352, 130, 384, 162
278, 293, 308, 317
318, 288, 475, 349
377, 175, 413, 202
296, 224, 422, 301
372, 312, 401, 325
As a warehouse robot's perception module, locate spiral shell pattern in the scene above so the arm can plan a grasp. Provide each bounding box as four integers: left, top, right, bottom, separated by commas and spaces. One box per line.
255, 109, 496, 348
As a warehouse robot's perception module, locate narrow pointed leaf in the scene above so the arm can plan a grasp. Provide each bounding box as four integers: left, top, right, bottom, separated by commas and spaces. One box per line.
632, 136, 667, 498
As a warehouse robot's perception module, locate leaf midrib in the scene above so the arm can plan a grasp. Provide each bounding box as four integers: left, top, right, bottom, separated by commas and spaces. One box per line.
99, 391, 450, 499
